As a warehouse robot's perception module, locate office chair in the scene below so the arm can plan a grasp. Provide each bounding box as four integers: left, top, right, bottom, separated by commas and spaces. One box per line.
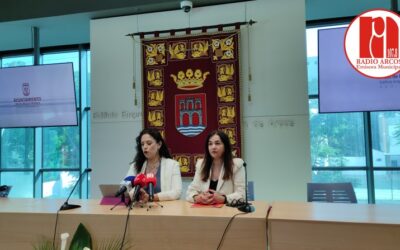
307, 182, 357, 203
0, 185, 12, 197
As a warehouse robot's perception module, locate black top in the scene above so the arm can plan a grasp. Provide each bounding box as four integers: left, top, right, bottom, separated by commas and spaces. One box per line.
209, 179, 218, 191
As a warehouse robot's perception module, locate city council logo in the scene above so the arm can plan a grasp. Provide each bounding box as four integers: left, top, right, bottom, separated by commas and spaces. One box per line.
175, 93, 206, 137
22, 82, 30, 96
345, 9, 400, 78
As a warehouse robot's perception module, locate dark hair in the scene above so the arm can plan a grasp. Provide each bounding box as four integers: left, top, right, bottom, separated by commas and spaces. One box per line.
201, 130, 233, 181
132, 128, 172, 173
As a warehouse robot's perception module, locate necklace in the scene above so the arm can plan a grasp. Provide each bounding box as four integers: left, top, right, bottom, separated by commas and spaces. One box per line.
147, 160, 160, 174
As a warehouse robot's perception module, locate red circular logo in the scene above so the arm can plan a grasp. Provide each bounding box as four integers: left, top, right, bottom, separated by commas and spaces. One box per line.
345, 9, 400, 78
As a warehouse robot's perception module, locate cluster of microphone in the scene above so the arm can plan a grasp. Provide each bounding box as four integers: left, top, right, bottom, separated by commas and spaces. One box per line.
115, 173, 157, 202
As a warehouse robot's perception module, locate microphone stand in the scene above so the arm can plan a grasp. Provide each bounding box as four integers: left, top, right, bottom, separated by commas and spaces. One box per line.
110, 192, 129, 211
120, 199, 133, 250
59, 168, 92, 211
53, 168, 92, 248
146, 181, 163, 211
238, 162, 255, 213
147, 200, 164, 211
120, 186, 142, 249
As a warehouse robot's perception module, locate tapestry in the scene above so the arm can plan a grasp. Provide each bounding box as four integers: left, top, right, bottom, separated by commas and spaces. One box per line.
141, 31, 242, 176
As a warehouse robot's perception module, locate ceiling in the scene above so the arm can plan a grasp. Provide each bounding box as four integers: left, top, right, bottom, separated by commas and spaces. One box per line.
0, 0, 250, 51
0, 0, 249, 22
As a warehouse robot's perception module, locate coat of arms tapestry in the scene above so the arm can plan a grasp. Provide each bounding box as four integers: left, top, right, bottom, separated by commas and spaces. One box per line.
142, 31, 242, 176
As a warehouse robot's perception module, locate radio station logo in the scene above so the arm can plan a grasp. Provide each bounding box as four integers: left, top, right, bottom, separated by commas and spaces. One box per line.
345, 9, 400, 78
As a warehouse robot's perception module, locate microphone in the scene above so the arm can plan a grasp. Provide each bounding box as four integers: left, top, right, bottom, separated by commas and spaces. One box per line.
146, 173, 157, 202
238, 162, 255, 213
59, 168, 92, 211
115, 176, 135, 197
124, 176, 135, 182
115, 186, 127, 197
130, 173, 146, 202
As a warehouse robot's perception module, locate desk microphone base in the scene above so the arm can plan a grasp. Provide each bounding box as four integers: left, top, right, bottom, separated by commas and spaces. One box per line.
238, 204, 255, 213
60, 203, 81, 211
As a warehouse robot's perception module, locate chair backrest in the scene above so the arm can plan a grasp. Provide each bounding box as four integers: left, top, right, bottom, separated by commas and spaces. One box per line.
307, 182, 357, 203
0, 185, 12, 198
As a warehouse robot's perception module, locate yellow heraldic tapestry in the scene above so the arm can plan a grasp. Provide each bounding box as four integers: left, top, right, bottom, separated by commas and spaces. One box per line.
142, 31, 242, 176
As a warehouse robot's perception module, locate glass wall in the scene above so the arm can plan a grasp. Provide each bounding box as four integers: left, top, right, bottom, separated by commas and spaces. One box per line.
307, 26, 400, 204
0, 46, 90, 199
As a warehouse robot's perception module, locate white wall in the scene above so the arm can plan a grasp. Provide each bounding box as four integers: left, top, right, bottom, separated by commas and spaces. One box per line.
90, 0, 311, 202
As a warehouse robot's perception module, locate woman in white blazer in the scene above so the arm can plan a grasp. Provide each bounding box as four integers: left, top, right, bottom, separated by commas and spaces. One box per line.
186, 130, 245, 204
123, 128, 182, 202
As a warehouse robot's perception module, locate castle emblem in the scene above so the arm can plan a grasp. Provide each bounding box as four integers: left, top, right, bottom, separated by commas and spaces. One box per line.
175, 93, 207, 137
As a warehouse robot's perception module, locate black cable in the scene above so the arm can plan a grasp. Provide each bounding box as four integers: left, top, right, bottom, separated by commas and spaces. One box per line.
52, 209, 61, 249
120, 205, 133, 250
265, 205, 272, 249
216, 212, 247, 250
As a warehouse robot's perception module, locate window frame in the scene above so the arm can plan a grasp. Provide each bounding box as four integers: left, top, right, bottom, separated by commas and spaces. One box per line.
307, 19, 400, 204
0, 44, 91, 199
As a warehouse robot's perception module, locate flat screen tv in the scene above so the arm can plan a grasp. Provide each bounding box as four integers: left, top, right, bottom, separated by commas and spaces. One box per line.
0, 63, 77, 128
318, 27, 400, 113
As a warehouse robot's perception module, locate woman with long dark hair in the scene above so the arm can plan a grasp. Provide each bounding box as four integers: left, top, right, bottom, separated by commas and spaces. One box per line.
123, 128, 182, 202
186, 130, 245, 204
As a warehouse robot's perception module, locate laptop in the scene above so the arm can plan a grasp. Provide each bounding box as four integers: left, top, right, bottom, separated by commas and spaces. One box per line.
0, 185, 12, 198
99, 184, 129, 206
99, 184, 121, 197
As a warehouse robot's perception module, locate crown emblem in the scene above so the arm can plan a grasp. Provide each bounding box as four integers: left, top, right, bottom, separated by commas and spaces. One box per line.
170, 68, 209, 90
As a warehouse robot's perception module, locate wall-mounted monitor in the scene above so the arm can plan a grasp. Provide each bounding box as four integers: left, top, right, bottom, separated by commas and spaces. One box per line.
0, 63, 77, 128
318, 27, 400, 113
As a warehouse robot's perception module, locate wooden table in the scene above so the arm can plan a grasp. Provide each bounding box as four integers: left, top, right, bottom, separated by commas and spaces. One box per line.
0, 198, 269, 249
268, 201, 400, 250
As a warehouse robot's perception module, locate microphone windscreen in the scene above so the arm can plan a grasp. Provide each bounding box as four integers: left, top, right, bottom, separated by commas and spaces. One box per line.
133, 173, 146, 187
146, 176, 157, 186
124, 176, 135, 182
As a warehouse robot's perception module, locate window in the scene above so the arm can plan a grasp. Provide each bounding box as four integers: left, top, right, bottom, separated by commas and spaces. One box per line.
371, 112, 400, 203
0, 46, 90, 199
307, 26, 400, 204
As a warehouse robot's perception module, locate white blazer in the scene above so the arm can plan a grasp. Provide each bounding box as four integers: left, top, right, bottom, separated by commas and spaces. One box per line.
186, 158, 245, 204
123, 157, 182, 201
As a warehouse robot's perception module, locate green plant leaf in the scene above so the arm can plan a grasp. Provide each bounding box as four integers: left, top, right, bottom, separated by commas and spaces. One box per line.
69, 223, 92, 250
32, 237, 57, 250
96, 238, 132, 250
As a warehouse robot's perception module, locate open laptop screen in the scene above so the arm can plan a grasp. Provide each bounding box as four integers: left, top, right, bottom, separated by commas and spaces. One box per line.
98, 184, 129, 206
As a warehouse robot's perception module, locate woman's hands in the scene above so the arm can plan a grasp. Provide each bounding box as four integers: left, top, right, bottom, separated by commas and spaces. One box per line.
194, 189, 226, 204
139, 188, 149, 203
138, 188, 159, 203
